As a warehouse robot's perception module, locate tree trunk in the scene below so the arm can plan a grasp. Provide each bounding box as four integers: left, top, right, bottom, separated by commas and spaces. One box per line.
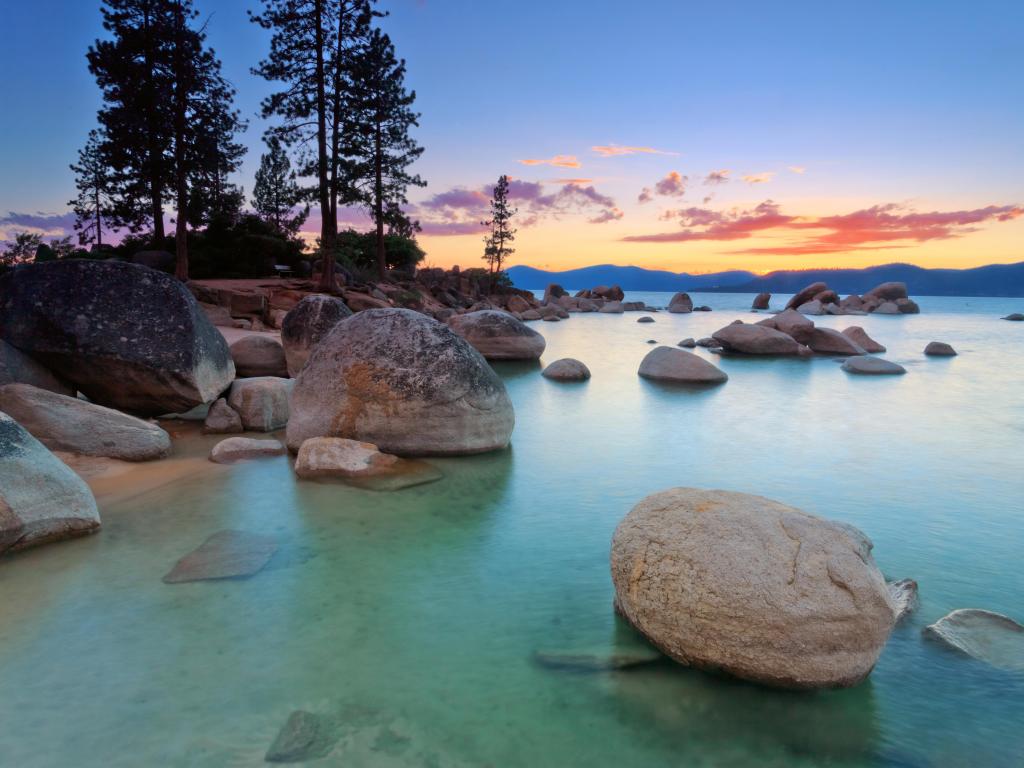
314, 0, 335, 291
94, 183, 103, 250
374, 120, 385, 281
172, 1, 189, 281
143, 6, 165, 246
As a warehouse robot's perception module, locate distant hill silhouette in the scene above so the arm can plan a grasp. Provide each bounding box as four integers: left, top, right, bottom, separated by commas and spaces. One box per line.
507, 261, 1024, 297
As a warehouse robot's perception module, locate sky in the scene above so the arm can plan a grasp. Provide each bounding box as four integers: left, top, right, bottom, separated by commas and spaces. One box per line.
1, 0, 1023, 274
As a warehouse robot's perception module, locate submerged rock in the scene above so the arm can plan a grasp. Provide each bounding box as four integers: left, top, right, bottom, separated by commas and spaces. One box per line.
667, 292, 693, 313
229, 335, 288, 378
0, 260, 234, 415
448, 310, 546, 360
542, 358, 591, 381
0, 339, 73, 395
265, 710, 341, 763
842, 326, 886, 353
287, 308, 514, 456
638, 347, 728, 384
712, 323, 803, 355
202, 397, 242, 434
841, 357, 906, 375
924, 341, 957, 356
209, 437, 287, 463
611, 488, 896, 688
923, 609, 1024, 671
533, 645, 663, 672
0, 412, 101, 554
162, 529, 278, 583
888, 579, 919, 623
293, 437, 442, 491
0, 383, 171, 461
227, 377, 290, 432
280, 295, 353, 377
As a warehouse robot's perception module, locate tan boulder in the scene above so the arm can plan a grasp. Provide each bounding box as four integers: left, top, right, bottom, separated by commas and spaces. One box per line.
227, 377, 291, 432
448, 310, 546, 360
209, 436, 287, 463
293, 437, 442, 490
637, 347, 727, 384
841, 326, 886, 353
229, 335, 288, 378
542, 358, 591, 381
712, 323, 803, 355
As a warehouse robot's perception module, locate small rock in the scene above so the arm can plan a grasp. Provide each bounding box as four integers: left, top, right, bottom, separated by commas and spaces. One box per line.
229, 335, 289, 378
752, 292, 771, 310
923, 609, 1024, 671
542, 358, 591, 381
693, 305, 712, 312
841, 357, 906, 375
796, 300, 825, 316
265, 711, 341, 763
209, 437, 287, 463
542, 315, 560, 322
873, 301, 901, 315
163, 529, 278, 583
842, 326, 886, 353
924, 341, 957, 356
638, 347, 728, 384
786, 281, 829, 310
677, 338, 696, 348
1002, 313, 1024, 321
806, 327, 866, 356
696, 337, 721, 348
293, 437, 442, 491
637, 316, 655, 323
281, 295, 353, 377
203, 398, 243, 434
888, 579, 918, 623
448, 310, 546, 360
228, 377, 291, 432
865, 281, 909, 301
713, 323, 803, 355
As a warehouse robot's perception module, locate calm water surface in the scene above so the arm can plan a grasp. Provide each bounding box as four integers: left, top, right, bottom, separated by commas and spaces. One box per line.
1, 293, 1023, 767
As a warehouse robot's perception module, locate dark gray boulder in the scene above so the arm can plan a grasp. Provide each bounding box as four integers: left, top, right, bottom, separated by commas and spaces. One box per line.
0, 339, 74, 395
924, 341, 957, 356
0, 260, 234, 415
280, 294, 353, 377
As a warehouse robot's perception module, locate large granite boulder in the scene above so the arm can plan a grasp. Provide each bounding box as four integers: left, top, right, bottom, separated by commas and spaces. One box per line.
229, 335, 288, 378
280, 295, 353, 377
752, 292, 771, 310
542, 283, 567, 303
286, 308, 514, 456
712, 323, 804, 355
842, 327, 886, 353
0, 383, 171, 461
447, 310, 546, 360
806, 327, 866, 356
865, 282, 908, 301
0, 412, 100, 554
923, 609, 1024, 671
610, 488, 896, 688
786, 282, 829, 310
638, 347, 728, 384
227, 377, 291, 432
0, 340, 74, 395
667, 292, 693, 314
0, 260, 234, 415
761, 309, 814, 344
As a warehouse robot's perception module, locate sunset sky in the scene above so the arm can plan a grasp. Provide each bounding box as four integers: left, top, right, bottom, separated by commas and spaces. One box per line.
1, 0, 1022, 273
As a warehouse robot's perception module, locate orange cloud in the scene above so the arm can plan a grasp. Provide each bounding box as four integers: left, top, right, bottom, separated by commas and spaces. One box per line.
592, 144, 678, 157
788, 165, 806, 174
519, 154, 581, 168
742, 172, 775, 184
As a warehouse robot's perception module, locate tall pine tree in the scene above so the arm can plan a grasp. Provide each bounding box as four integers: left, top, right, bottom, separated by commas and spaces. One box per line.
68, 129, 116, 249
482, 175, 516, 277
346, 29, 424, 280
253, 137, 309, 236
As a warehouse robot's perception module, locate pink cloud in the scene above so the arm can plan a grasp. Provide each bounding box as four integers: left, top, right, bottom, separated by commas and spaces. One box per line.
703, 170, 730, 186
655, 171, 687, 197
592, 144, 678, 158
638, 188, 653, 204
519, 154, 581, 169
589, 207, 624, 224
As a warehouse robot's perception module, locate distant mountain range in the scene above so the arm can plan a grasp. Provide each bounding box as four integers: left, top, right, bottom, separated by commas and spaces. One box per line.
507, 261, 1024, 297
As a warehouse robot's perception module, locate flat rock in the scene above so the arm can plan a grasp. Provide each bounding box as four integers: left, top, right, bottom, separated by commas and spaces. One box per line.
227, 377, 290, 432
841, 357, 906, 375
265, 710, 342, 763
0, 339, 74, 395
638, 347, 728, 384
202, 397, 242, 434
0, 260, 234, 415
807, 327, 866, 356
611, 488, 896, 688
542, 358, 591, 381
677, 338, 696, 348
162, 529, 278, 583
923, 609, 1024, 671
0, 412, 101, 554
293, 437, 442, 491
637, 316, 655, 323
229, 335, 288, 378
842, 326, 886, 353
0, 383, 171, 461
448, 310, 546, 360
924, 341, 957, 356
1002, 313, 1024, 321
286, 308, 514, 456
888, 579, 918, 623
712, 323, 803, 355
209, 437, 286, 463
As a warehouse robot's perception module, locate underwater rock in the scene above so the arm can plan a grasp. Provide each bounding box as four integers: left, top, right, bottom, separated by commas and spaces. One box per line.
163, 529, 278, 583
293, 437, 442, 491
923, 609, 1024, 671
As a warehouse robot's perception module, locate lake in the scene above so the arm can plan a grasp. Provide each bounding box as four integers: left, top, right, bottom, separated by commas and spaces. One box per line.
1, 292, 1022, 766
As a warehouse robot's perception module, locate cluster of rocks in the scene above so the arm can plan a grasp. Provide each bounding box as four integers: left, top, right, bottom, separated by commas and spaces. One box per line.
780, 281, 920, 316
535, 283, 662, 319
707, 309, 886, 358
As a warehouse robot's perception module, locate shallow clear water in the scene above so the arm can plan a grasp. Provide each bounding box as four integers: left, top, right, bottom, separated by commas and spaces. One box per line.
2, 293, 1023, 767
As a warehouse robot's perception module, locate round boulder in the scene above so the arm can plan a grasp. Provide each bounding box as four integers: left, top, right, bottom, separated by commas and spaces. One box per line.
638, 347, 727, 384
286, 309, 514, 456
447, 310, 546, 360
667, 292, 693, 314
924, 341, 957, 356
230, 335, 289, 378
542, 358, 591, 381
280, 295, 353, 377
841, 357, 906, 375
611, 488, 896, 688
712, 323, 803, 355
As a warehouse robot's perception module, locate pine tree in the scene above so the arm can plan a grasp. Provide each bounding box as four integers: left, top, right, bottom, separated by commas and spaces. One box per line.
251, 0, 378, 290
253, 137, 310, 236
482, 175, 516, 277
347, 29, 424, 280
68, 129, 115, 249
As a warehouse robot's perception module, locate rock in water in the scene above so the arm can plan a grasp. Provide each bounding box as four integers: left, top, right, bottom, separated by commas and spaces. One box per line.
865, 282, 909, 301
923, 609, 1024, 671
0, 339, 73, 395
542, 358, 591, 381
752, 292, 771, 310
1002, 313, 1024, 321
202, 398, 242, 434
610, 488, 896, 688
0, 383, 171, 461
447, 310, 546, 360
763, 309, 814, 344
280, 295, 353, 377
712, 323, 804, 355
786, 281, 829, 310
265, 711, 341, 763
677, 338, 696, 348
806, 327, 866, 356
638, 347, 728, 384
229, 335, 288, 377
924, 341, 957, 356
293, 437, 442, 491
841, 357, 906, 375
598, 301, 624, 314
667, 292, 693, 313
533, 645, 663, 672
0, 412, 100, 554
637, 316, 655, 323
209, 437, 287, 463
286, 308, 514, 456
842, 326, 886, 353
0, 260, 234, 415
162, 529, 278, 583
888, 579, 918, 623
227, 377, 290, 432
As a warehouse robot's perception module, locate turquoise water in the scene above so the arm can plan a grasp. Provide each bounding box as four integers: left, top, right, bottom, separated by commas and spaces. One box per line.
1, 293, 1023, 766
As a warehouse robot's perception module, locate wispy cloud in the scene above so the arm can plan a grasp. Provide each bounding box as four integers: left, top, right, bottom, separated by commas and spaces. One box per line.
519, 154, 582, 169
589, 207, 624, 224
703, 170, 730, 186
591, 144, 678, 158
788, 165, 806, 174
0, 211, 76, 242
742, 172, 775, 184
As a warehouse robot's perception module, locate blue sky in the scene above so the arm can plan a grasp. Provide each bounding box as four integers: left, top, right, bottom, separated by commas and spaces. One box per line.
1, 0, 1022, 271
